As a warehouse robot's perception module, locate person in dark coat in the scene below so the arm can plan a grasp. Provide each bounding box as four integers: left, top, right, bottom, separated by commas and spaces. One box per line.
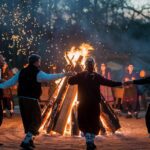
68, 57, 122, 150
0, 54, 72, 149
0, 55, 4, 146
0, 55, 14, 118
123, 64, 140, 118
0, 98, 3, 146
0, 100, 2, 126
125, 77, 150, 137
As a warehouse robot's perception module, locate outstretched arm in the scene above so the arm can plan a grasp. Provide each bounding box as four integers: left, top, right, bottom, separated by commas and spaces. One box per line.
133, 77, 150, 85
98, 74, 122, 87
68, 73, 81, 85
0, 72, 19, 89
37, 71, 67, 82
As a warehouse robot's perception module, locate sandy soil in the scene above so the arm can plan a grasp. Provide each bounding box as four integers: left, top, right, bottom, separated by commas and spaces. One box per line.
0, 112, 150, 150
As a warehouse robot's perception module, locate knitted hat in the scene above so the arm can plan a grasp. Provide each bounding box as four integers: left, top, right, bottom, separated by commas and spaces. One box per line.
28, 54, 41, 65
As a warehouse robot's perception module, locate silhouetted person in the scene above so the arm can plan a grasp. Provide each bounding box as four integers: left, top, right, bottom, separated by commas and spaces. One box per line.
68, 57, 122, 150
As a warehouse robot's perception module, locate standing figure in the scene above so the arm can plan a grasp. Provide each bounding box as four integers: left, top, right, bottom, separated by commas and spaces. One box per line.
0, 55, 14, 117
100, 63, 114, 103
68, 57, 122, 150
0, 84, 3, 126
99, 63, 115, 135
0, 86, 3, 146
123, 64, 139, 118
125, 77, 150, 137
0, 54, 71, 149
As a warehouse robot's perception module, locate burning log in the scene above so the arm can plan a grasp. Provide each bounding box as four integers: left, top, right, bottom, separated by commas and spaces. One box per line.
40, 43, 121, 136
100, 94, 121, 133
52, 85, 77, 134
41, 79, 63, 117
39, 79, 64, 131
71, 102, 80, 136
46, 55, 83, 134
40, 53, 82, 134
46, 77, 69, 133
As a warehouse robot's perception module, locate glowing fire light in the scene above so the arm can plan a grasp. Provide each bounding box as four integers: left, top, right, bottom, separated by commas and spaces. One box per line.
65, 43, 94, 67
63, 43, 94, 135
40, 43, 94, 135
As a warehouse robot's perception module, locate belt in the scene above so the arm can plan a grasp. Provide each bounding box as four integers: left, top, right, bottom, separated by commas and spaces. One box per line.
18, 96, 38, 101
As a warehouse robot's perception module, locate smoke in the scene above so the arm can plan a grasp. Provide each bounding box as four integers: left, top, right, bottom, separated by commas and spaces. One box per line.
0, 0, 149, 74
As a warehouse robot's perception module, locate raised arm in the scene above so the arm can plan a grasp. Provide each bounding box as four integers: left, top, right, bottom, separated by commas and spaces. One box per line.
37, 71, 66, 82
0, 72, 19, 89
98, 74, 122, 87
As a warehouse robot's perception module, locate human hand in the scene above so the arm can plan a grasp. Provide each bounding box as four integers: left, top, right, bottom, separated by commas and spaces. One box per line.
123, 80, 133, 86
65, 71, 76, 77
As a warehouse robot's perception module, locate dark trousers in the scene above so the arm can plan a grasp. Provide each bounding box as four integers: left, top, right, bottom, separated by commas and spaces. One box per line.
19, 98, 42, 136
2, 97, 14, 111
146, 104, 150, 133
0, 100, 3, 126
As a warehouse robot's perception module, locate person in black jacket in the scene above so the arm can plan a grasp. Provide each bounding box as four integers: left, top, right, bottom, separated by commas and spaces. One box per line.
0, 54, 72, 149
0, 99, 3, 146
125, 77, 150, 137
68, 57, 122, 150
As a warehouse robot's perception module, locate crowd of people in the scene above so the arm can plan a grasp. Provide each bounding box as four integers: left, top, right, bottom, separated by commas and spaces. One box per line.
99, 63, 148, 119
0, 54, 149, 150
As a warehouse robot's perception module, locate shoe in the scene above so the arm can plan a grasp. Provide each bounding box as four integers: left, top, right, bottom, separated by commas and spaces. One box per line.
20, 141, 33, 150
134, 113, 139, 119
9, 112, 13, 118
3, 113, 7, 118
86, 142, 96, 150
126, 114, 132, 118
30, 140, 35, 148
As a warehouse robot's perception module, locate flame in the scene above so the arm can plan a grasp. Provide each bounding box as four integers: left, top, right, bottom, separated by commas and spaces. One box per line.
40, 43, 94, 135
39, 78, 66, 132
65, 43, 94, 67
64, 93, 78, 136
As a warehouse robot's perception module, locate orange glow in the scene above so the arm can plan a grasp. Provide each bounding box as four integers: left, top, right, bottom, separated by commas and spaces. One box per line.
40, 43, 94, 135
63, 43, 94, 135
39, 78, 66, 132
65, 43, 94, 67
64, 93, 78, 136
140, 70, 146, 78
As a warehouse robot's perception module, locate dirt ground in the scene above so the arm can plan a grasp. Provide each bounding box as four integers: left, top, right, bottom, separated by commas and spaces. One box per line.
0, 112, 150, 150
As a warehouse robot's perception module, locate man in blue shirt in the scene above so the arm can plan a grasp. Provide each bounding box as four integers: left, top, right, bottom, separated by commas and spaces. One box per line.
0, 54, 71, 149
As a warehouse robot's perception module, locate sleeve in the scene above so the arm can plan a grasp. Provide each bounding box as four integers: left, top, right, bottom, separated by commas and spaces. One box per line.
133, 77, 150, 85
97, 74, 122, 87
37, 71, 66, 82
68, 73, 81, 85
0, 72, 19, 89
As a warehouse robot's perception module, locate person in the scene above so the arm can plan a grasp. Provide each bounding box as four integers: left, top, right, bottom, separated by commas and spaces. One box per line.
99, 63, 119, 135
0, 54, 71, 149
0, 89, 3, 146
100, 63, 114, 103
122, 64, 139, 118
125, 76, 150, 137
68, 57, 122, 150
0, 55, 14, 118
